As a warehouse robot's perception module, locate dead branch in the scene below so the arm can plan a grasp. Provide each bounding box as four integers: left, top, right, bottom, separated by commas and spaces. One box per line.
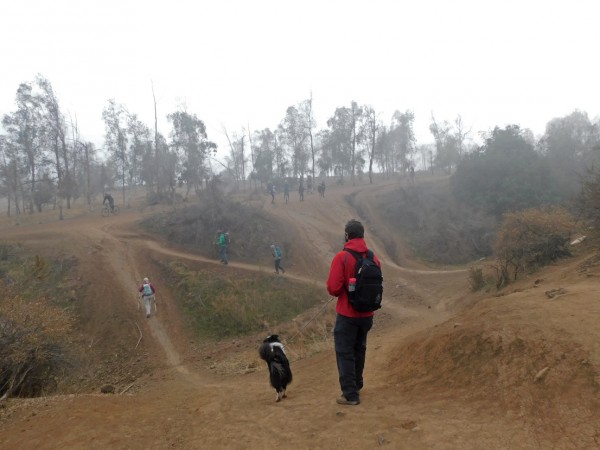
120, 383, 135, 395
134, 321, 142, 349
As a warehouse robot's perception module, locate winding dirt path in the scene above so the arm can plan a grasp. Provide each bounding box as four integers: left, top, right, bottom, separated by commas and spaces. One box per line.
1, 180, 598, 449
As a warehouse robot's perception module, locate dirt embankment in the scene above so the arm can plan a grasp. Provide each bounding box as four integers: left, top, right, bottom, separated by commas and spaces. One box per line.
0, 179, 599, 450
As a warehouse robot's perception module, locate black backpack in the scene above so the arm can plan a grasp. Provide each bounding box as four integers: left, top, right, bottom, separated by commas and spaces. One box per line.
344, 249, 383, 312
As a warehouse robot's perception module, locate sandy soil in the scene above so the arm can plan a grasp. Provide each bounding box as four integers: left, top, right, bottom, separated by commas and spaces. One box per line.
0, 179, 599, 449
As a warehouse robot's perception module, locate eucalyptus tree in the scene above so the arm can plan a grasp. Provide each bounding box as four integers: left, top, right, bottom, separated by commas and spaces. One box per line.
273, 127, 288, 178
300, 94, 317, 182
127, 114, 151, 187
417, 143, 435, 174
452, 125, 559, 217
389, 110, 416, 173
280, 106, 308, 178
2, 83, 45, 212
75, 140, 96, 208
348, 101, 364, 185
540, 110, 600, 198
223, 130, 246, 190
168, 110, 216, 198
362, 105, 380, 184
542, 111, 599, 170
454, 114, 471, 160
154, 133, 177, 196
102, 99, 128, 204
326, 106, 352, 181
374, 125, 392, 176
429, 114, 458, 173
35, 76, 75, 208
253, 128, 276, 185
0, 136, 16, 215
316, 129, 333, 176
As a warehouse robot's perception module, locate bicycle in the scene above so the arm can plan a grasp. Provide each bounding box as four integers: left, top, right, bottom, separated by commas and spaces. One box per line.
101, 204, 120, 217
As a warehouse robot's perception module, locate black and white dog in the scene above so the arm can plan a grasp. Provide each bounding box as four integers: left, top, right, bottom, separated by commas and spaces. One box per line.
258, 334, 293, 402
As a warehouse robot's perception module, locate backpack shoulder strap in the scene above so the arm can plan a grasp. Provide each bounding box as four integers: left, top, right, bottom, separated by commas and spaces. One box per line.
343, 248, 362, 259
345, 248, 371, 262
343, 248, 363, 272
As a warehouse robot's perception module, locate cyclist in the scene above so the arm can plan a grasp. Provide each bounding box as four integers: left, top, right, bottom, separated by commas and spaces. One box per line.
103, 193, 115, 213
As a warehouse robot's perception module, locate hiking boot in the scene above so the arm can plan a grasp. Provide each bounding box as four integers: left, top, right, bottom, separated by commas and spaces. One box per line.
336, 396, 360, 406
146, 314, 150, 319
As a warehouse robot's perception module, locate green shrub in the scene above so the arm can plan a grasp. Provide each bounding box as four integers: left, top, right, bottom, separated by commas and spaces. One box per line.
140, 194, 286, 263
161, 260, 322, 339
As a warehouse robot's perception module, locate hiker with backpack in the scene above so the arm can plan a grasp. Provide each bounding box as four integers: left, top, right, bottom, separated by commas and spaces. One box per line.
270, 243, 286, 274
318, 181, 326, 198
326, 219, 383, 406
138, 277, 156, 319
103, 193, 115, 212
216, 230, 229, 265
268, 183, 276, 204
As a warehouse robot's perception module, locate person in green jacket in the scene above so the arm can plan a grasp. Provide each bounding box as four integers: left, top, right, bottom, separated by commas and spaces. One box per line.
216, 230, 229, 265
271, 243, 286, 274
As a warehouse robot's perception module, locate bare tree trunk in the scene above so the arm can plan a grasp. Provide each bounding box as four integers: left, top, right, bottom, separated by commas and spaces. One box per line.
306, 93, 316, 183
222, 127, 240, 191
152, 81, 160, 194
119, 131, 126, 207
240, 135, 246, 190
247, 124, 257, 191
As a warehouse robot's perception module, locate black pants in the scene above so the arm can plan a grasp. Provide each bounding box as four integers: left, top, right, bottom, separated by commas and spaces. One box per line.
334, 314, 373, 402
274, 258, 285, 273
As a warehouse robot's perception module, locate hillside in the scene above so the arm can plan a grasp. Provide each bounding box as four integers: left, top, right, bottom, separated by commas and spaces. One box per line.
0, 176, 599, 449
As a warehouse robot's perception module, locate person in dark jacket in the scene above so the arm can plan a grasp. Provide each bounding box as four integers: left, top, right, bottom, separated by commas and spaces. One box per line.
216, 230, 229, 265
103, 193, 115, 212
326, 219, 381, 406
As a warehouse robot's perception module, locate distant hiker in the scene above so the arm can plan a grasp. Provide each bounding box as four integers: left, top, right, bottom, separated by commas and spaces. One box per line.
307, 175, 313, 194
271, 243, 286, 274
103, 193, 115, 212
283, 180, 290, 204
269, 183, 276, 204
318, 181, 326, 198
409, 165, 415, 185
138, 277, 156, 319
216, 230, 229, 265
299, 180, 305, 201
327, 219, 382, 406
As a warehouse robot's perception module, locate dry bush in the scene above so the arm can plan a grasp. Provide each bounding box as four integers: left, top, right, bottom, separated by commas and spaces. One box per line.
0, 292, 73, 399
467, 266, 485, 292
492, 207, 576, 288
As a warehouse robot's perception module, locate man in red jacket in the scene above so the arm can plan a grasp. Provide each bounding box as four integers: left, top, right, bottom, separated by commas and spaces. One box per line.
327, 219, 381, 406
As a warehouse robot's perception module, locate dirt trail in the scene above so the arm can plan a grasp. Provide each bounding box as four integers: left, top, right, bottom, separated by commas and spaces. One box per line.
1, 181, 599, 449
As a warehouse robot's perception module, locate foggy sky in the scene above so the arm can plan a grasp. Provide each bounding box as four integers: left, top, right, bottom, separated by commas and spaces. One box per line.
1, 0, 599, 161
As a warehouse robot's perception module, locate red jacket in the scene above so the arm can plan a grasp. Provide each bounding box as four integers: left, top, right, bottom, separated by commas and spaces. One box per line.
327, 237, 380, 318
